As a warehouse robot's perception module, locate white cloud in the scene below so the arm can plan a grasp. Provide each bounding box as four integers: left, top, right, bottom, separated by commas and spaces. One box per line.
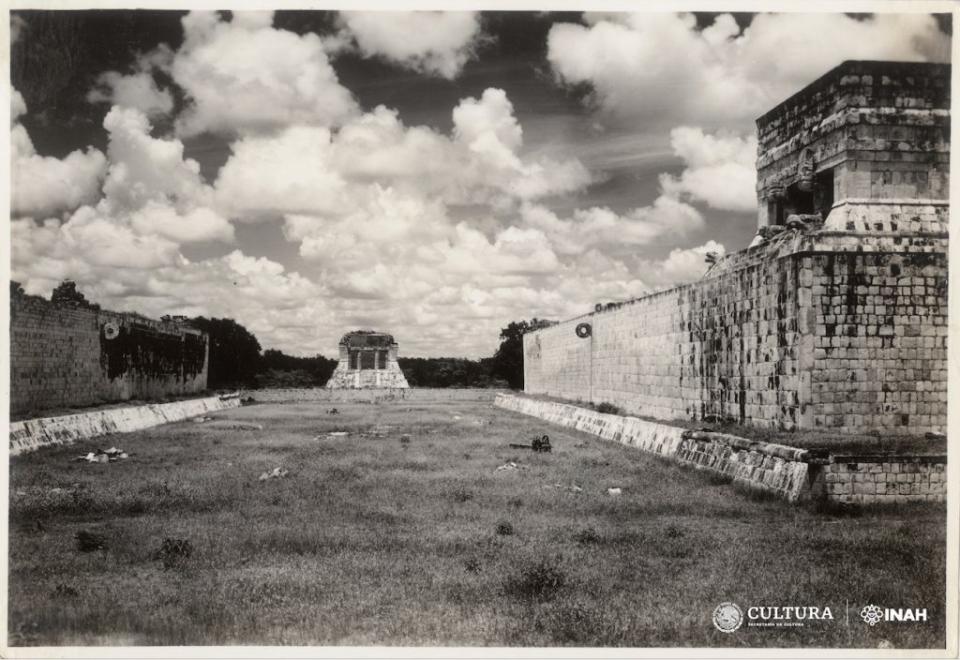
12, 89, 27, 121
287, 185, 452, 266
98, 106, 227, 236
11, 90, 107, 218
215, 125, 348, 219
453, 88, 522, 156
11, 102, 234, 306
88, 71, 174, 117
12, 213, 179, 276
11, 79, 594, 356
20, 11, 866, 358
171, 11, 358, 136
656, 240, 727, 286
130, 202, 234, 244
339, 11, 483, 79
214, 89, 590, 221
12, 219, 320, 339
547, 12, 950, 129
659, 127, 757, 212
521, 193, 704, 256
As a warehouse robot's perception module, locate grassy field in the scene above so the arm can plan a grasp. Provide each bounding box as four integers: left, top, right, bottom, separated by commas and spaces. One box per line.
8, 395, 947, 647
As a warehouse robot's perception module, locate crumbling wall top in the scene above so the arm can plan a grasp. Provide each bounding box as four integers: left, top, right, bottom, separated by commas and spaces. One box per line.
339, 330, 397, 348
756, 60, 950, 133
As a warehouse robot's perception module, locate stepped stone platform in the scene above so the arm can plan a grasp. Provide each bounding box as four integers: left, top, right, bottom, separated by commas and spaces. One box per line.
326, 329, 409, 389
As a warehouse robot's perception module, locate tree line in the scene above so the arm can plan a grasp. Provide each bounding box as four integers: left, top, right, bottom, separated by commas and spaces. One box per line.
193, 316, 556, 390
17, 280, 558, 390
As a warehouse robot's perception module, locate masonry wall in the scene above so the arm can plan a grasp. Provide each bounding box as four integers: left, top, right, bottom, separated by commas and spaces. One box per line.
10, 294, 209, 417
809, 456, 947, 504
756, 61, 950, 227
807, 250, 948, 433
524, 232, 948, 435
525, 239, 809, 429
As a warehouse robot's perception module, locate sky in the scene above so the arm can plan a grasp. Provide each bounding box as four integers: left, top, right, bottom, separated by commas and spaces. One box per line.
9, 9, 952, 358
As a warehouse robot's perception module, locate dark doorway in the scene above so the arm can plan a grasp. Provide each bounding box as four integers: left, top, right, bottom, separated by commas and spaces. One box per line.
360, 351, 377, 370
813, 168, 835, 218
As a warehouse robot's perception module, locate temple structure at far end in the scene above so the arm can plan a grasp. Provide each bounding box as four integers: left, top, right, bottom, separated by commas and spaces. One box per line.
325, 330, 410, 389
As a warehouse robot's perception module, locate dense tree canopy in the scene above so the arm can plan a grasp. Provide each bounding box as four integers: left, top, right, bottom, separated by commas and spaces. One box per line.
51, 279, 100, 309
188, 317, 262, 389
490, 318, 557, 389
256, 349, 337, 388
398, 357, 502, 388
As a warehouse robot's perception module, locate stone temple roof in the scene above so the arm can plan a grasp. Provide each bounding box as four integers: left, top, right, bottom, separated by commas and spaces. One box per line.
339, 330, 396, 348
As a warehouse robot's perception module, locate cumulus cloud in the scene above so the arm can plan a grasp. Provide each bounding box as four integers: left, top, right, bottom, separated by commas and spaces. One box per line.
97, 106, 232, 244
13, 212, 180, 273
171, 11, 358, 136
522, 196, 703, 257
273, 168, 718, 355
12, 219, 319, 344
272, 183, 572, 355
11, 90, 107, 218
214, 125, 349, 219
215, 88, 591, 220
338, 11, 483, 78
130, 203, 234, 244
22, 11, 880, 357
12, 103, 233, 300
656, 240, 727, 286
12, 88, 27, 120
548, 12, 950, 129
659, 127, 757, 212
10, 100, 315, 350
88, 71, 174, 117
12, 77, 593, 356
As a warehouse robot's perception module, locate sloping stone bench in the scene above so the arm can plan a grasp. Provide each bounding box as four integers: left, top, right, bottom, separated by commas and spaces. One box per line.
495, 394, 945, 505
9, 394, 242, 456
495, 393, 812, 502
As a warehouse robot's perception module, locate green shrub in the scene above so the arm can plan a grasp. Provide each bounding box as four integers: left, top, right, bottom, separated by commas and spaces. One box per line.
505, 556, 566, 601
596, 402, 623, 415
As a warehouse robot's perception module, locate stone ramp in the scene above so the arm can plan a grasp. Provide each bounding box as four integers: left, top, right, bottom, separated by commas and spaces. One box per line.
495, 394, 947, 505
495, 393, 811, 502
9, 394, 242, 456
